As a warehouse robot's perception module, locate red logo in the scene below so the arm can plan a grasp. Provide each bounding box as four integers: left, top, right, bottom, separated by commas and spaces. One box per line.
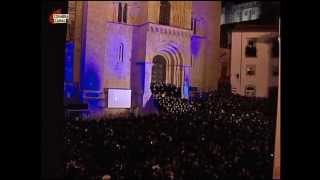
49, 9, 62, 24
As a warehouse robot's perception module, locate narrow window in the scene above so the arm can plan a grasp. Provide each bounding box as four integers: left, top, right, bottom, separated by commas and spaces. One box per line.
245, 40, 257, 57
159, 1, 171, 25
118, 3, 122, 23
123, 3, 127, 23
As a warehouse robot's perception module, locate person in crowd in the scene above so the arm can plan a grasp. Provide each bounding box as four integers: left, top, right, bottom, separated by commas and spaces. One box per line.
63, 82, 277, 180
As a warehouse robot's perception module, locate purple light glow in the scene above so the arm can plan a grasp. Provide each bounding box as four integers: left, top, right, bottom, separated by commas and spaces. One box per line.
84, 62, 101, 90
191, 36, 201, 57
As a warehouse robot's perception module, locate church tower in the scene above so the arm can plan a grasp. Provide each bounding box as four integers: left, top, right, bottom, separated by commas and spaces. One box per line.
65, 1, 222, 114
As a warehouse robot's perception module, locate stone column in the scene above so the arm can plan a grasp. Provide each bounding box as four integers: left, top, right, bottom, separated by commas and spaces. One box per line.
175, 66, 179, 87
182, 66, 191, 99
181, 65, 184, 88
165, 64, 168, 83
73, 1, 84, 84
167, 58, 172, 84
142, 61, 153, 108
177, 65, 181, 87
173, 65, 177, 86
171, 65, 175, 85
166, 62, 170, 84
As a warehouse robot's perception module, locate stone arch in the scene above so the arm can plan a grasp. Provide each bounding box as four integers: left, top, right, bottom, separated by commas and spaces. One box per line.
152, 42, 184, 87
157, 52, 172, 83
159, 50, 175, 84
165, 43, 184, 87
151, 55, 166, 83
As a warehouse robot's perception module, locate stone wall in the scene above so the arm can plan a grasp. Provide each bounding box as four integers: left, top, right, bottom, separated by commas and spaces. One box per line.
190, 35, 207, 90
104, 23, 133, 89
85, 1, 114, 92
71, 1, 222, 111
146, 1, 192, 29
67, 1, 84, 84
192, 1, 222, 91
170, 2, 192, 29
128, 2, 148, 25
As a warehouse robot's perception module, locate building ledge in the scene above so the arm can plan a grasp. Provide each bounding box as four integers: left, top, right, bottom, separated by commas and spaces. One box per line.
106, 21, 193, 37
232, 24, 279, 32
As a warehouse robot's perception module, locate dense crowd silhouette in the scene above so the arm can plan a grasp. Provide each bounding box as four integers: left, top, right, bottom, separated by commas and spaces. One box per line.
63, 82, 277, 180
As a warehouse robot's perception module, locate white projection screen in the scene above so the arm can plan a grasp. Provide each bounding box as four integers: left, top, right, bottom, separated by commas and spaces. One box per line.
107, 89, 132, 108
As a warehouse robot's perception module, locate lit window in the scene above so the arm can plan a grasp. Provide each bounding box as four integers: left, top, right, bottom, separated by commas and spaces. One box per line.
245, 40, 257, 57
246, 65, 256, 76
245, 85, 256, 97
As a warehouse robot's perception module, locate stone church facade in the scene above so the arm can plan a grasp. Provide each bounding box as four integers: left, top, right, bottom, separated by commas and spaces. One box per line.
66, 1, 221, 112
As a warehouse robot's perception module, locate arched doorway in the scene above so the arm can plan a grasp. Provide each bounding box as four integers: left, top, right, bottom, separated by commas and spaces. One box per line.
151, 55, 166, 83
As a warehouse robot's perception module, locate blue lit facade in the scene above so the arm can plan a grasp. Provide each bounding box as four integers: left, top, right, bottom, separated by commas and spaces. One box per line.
191, 35, 201, 58
64, 42, 76, 100
65, 1, 222, 115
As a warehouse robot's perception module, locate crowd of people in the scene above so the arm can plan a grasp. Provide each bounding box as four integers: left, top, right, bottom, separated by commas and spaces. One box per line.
151, 82, 195, 114
63, 82, 277, 180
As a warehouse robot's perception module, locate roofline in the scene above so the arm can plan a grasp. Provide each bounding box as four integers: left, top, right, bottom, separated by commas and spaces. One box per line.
232, 25, 279, 32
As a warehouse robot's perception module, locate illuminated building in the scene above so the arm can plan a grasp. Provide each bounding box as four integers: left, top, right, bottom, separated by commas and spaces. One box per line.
65, 1, 222, 114
219, 1, 280, 97
230, 25, 279, 97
